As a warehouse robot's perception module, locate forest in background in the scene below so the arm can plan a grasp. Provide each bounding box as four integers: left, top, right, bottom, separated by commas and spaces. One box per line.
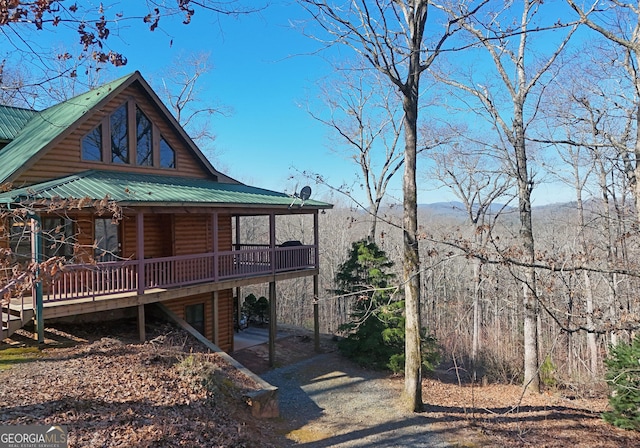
239, 195, 638, 393
4, 0, 640, 402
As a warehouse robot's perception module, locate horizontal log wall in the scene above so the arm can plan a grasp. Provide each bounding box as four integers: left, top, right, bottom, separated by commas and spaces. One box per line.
16, 85, 213, 185
218, 214, 232, 251
74, 213, 95, 262
174, 214, 212, 256
122, 214, 136, 259
163, 292, 214, 345
143, 214, 173, 259
162, 290, 234, 352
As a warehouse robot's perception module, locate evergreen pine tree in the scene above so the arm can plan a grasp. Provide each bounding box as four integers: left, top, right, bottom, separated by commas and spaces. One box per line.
335, 240, 438, 373
603, 335, 640, 431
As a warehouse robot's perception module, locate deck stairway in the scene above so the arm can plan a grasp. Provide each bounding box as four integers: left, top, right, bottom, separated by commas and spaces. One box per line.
1, 274, 34, 340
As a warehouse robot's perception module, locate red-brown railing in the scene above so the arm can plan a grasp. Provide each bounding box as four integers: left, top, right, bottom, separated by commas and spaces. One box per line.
47, 260, 138, 301
44, 245, 316, 303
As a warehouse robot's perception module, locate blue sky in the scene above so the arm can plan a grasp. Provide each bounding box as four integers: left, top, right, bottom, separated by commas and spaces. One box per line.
105, 2, 362, 204
2, 1, 581, 207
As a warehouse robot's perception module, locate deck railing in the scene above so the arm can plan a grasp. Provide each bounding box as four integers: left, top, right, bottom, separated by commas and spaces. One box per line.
1, 273, 30, 335
44, 244, 316, 303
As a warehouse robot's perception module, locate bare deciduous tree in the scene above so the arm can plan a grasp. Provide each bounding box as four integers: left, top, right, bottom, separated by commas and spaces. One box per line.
430, 141, 513, 371
154, 52, 229, 163
566, 0, 640, 222
308, 62, 405, 243
434, 0, 579, 393
298, 0, 487, 411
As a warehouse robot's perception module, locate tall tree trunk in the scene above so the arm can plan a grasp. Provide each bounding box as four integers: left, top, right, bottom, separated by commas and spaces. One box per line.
514, 116, 540, 393
472, 256, 481, 365
583, 271, 599, 376
402, 85, 422, 412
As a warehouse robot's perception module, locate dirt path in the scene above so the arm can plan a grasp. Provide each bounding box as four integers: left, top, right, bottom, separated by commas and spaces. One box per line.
261, 351, 451, 447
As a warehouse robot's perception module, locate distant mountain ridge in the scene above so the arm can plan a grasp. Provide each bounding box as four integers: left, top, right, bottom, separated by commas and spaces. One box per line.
418, 201, 514, 216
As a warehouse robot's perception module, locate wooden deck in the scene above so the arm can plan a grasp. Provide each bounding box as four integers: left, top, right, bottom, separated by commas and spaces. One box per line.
2, 244, 317, 330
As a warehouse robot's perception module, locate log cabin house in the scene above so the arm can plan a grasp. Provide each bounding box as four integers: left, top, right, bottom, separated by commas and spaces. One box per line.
0, 71, 331, 352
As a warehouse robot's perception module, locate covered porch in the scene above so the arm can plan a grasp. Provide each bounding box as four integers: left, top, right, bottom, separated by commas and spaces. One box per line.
1, 171, 331, 354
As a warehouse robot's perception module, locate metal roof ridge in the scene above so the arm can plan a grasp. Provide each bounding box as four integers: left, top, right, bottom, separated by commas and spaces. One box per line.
40, 73, 136, 113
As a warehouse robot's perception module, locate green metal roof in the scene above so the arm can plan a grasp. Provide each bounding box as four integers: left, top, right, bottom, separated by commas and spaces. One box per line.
0, 105, 39, 141
0, 170, 332, 209
0, 73, 134, 183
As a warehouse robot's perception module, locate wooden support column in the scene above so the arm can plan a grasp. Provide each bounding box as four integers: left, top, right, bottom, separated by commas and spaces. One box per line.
31, 215, 44, 344
235, 215, 241, 251
268, 212, 277, 366
269, 212, 276, 274
136, 210, 145, 341
137, 304, 146, 342
213, 291, 219, 345
136, 210, 145, 295
313, 210, 321, 352
314, 210, 319, 267
314, 274, 320, 353
212, 212, 218, 281
268, 280, 277, 367
235, 215, 242, 326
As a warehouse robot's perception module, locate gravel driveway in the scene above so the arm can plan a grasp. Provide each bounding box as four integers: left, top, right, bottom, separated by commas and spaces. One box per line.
261, 351, 452, 447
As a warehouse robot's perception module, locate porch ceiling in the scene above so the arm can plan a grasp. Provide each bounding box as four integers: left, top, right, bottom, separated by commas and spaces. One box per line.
0, 170, 332, 210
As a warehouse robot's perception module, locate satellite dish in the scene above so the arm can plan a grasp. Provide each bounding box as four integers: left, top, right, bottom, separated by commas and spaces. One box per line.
288, 185, 312, 208
299, 186, 312, 201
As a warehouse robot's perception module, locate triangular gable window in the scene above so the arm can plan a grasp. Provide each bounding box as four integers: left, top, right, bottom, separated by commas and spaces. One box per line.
82, 124, 102, 161
81, 100, 176, 170
136, 107, 153, 166
160, 136, 175, 168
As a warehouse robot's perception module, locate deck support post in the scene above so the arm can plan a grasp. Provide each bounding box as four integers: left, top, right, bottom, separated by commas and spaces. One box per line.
136, 210, 145, 295
137, 304, 145, 341
268, 280, 277, 367
313, 211, 320, 352
213, 291, 219, 345
31, 215, 44, 344
314, 274, 320, 352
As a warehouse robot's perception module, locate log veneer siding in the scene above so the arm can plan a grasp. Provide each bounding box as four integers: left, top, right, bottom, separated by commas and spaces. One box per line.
15, 85, 212, 187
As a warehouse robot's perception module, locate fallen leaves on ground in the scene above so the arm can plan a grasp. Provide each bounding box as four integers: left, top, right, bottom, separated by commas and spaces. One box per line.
0, 326, 285, 448
424, 375, 640, 447
2, 323, 640, 447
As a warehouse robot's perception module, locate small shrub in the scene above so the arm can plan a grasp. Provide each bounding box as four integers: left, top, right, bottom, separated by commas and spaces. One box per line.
176, 354, 234, 397
242, 293, 269, 324
478, 349, 523, 384
540, 355, 558, 389
603, 335, 640, 431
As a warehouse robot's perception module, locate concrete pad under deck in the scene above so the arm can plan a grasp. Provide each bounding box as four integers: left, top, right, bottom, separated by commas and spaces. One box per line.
233, 325, 288, 351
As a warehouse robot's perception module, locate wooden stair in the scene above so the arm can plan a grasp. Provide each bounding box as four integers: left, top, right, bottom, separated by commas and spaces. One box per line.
1, 274, 33, 341
1, 300, 35, 340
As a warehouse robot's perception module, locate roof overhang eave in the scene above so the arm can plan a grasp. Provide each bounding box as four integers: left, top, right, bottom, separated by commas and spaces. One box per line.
117, 200, 332, 210
0, 198, 332, 211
